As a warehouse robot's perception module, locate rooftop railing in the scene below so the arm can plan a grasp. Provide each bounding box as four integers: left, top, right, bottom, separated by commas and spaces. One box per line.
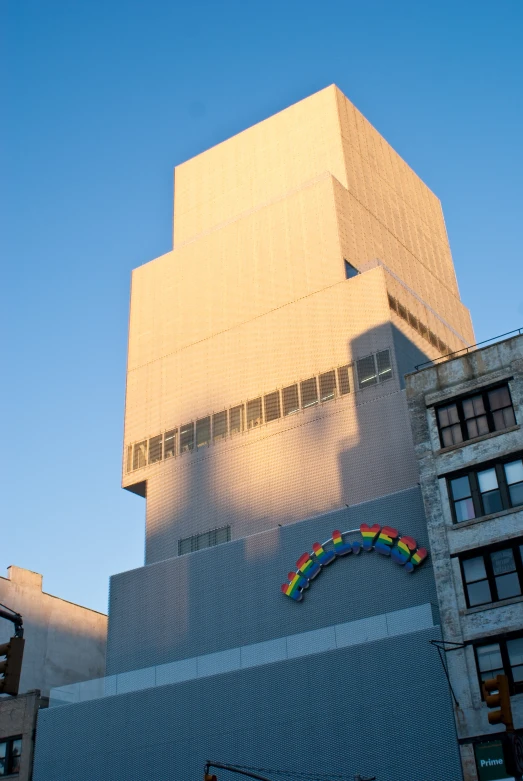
413, 328, 523, 372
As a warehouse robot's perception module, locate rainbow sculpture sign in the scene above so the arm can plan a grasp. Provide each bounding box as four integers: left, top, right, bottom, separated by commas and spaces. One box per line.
281, 523, 428, 602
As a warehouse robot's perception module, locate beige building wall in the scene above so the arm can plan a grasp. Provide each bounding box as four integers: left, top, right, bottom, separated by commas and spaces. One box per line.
123, 85, 474, 564
0, 566, 107, 698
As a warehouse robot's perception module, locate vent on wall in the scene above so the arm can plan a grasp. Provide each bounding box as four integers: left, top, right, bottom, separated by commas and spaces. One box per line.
178, 525, 231, 556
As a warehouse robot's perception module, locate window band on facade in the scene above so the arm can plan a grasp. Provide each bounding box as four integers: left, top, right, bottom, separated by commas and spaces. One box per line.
388, 292, 453, 356
125, 349, 392, 472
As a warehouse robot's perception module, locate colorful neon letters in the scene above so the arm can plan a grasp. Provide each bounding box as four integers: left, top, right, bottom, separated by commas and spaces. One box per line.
281, 524, 428, 601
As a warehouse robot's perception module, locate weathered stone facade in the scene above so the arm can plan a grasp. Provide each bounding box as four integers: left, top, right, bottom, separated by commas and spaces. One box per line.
406, 333, 523, 781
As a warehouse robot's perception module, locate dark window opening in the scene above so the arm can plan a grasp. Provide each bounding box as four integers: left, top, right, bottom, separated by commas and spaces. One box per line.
436, 384, 516, 448
408, 312, 419, 331
282, 384, 299, 416
319, 371, 336, 402
148, 435, 162, 464
246, 398, 262, 429
357, 355, 377, 388
180, 423, 194, 453
300, 377, 318, 408
133, 441, 147, 470
387, 294, 398, 313
489, 386, 517, 431
475, 633, 523, 696
460, 539, 523, 607
164, 429, 177, 459
344, 260, 359, 279
264, 391, 281, 423
429, 331, 439, 348
212, 411, 228, 441
376, 349, 392, 382
229, 405, 244, 435
196, 417, 211, 448
337, 365, 351, 396
0, 737, 22, 776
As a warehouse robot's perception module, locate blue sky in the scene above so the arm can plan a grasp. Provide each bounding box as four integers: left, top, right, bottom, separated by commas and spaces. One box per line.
2, 0, 522, 614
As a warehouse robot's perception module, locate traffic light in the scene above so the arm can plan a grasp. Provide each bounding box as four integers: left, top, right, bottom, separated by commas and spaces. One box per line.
0, 636, 25, 696
204, 774, 217, 781
482, 674, 514, 732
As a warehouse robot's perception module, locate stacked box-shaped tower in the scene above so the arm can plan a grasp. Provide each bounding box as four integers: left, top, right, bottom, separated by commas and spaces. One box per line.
33, 86, 474, 781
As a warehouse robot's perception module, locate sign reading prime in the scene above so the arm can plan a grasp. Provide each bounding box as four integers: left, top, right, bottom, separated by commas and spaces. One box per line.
474, 740, 513, 781
281, 523, 428, 601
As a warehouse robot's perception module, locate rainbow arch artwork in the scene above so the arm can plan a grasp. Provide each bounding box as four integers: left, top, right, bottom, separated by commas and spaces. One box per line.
281, 523, 428, 601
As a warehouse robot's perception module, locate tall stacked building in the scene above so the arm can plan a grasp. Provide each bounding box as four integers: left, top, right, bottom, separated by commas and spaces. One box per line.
33, 85, 475, 781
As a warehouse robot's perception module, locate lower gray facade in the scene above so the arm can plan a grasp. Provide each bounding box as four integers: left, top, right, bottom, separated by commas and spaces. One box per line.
33, 487, 464, 781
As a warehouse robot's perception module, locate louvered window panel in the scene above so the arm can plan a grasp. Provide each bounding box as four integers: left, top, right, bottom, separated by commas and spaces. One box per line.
376, 350, 392, 382
319, 370, 336, 401
133, 441, 147, 470
357, 356, 377, 389
264, 391, 281, 422
337, 365, 351, 396
247, 398, 262, 429
300, 377, 318, 408
178, 537, 193, 555
196, 417, 211, 448
408, 312, 419, 331
213, 411, 228, 441
164, 429, 177, 459
126, 445, 133, 473
180, 423, 194, 453
282, 384, 299, 416
178, 525, 231, 556
149, 434, 163, 463
215, 526, 230, 545
229, 405, 244, 435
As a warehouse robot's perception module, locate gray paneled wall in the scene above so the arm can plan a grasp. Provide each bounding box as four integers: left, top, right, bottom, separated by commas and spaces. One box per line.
107, 486, 435, 675
34, 627, 462, 781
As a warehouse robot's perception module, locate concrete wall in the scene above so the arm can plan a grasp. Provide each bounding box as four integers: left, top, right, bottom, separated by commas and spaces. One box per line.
406, 334, 523, 780
0, 566, 107, 698
33, 628, 462, 781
